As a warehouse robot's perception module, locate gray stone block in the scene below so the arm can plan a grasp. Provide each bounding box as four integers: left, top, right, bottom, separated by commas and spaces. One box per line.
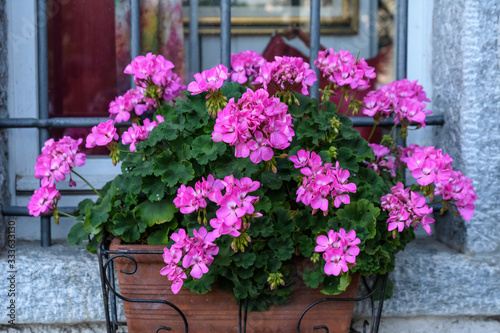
433, 0, 500, 253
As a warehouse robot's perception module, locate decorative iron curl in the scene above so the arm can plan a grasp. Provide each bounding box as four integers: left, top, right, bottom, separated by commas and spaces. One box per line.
98, 237, 189, 333
296, 274, 388, 333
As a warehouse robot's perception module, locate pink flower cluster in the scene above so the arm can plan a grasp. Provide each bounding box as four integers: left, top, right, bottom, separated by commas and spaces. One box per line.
230, 50, 266, 84
212, 88, 294, 163
362, 79, 431, 126
253, 56, 317, 95
314, 48, 376, 91
121, 115, 165, 151
315, 228, 360, 276
124, 52, 185, 101
402, 145, 477, 221
290, 150, 357, 214
174, 175, 261, 239
366, 143, 397, 177
29, 137, 86, 216
108, 89, 151, 123
381, 182, 434, 235
109, 53, 184, 122
27, 185, 60, 217
34, 137, 86, 187
86, 120, 118, 148
160, 227, 219, 294
187, 64, 229, 95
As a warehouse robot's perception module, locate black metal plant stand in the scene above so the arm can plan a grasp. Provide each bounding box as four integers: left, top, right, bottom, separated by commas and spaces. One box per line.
98, 237, 388, 333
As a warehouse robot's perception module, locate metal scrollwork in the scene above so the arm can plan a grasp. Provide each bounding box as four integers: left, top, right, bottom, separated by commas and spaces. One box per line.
98, 236, 388, 333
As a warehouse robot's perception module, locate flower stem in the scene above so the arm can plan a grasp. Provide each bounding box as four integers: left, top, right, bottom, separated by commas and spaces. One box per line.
337, 88, 346, 113
367, 123, 377, 142
389, 129, 404, 150
71, 169, 103, 199
118, 149, 143, 155
58, 210, 77, 219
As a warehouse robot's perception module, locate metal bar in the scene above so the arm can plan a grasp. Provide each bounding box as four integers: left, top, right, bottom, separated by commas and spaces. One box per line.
395, 0, 408, 164
37, 0, 51, 247
0, 117, 131, 128
189, 0, 200, 76
130, 0, 141, 88
0, 115, 444, 129
395, 0, 408, 80
2, 202, 445, 217
309, 0, 320, 100
130, 0, 141, 60
2, 206, 78, 216
220, 0, 231, 68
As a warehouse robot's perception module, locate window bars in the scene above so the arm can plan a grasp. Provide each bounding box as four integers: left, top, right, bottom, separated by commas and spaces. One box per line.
0, 0, 444, 248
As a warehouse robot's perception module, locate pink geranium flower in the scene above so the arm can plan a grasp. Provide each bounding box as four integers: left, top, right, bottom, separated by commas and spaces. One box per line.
187, 64, 229, 95
86, 120, 118, 148
27, 185, 60, 217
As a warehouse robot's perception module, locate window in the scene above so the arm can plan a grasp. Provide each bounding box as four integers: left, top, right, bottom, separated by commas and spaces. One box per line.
5, 0, 436, 242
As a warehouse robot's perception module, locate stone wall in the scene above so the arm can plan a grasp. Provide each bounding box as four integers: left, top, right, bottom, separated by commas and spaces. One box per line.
0, 0, 9, 250
433, 0, 500, 254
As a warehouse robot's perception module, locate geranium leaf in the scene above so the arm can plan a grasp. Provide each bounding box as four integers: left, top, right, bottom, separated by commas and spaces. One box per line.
134, 199, 176, 227
298, 235, 314, 257
153, 151, 173, 176
147, 220, 178, 245
233, 252, 256, 269
191, 135, 227, 165
67, 222, 88, 246
268, 237, 294, 261
185, 271, 215, 294
303, 269, 324, 289
336, 199, 379, 243
161, 160, 195, 186
110, 211, 146, 243
336, 147, 358, 172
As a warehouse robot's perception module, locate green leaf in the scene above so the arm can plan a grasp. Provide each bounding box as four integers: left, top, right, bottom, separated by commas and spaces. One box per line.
320, 274, 343, 295
336, 199, 379, 244
185, 272, 215, 294
153, 150, 174, 177
130, 159, 154, 177
147, 220, 178, 245
233, 279, 258, 299
268, 237, 294, 261
147, 122, 183, 144
260, 161, 292, 190
298, 235, 315, 257
303, 269, 324, 289
171, 141, 192, 161
221, 82, 244, 100
289, 92, 313, 117
338, 273, 352, 292
134, 199, 176, 227
67, 222, 88, 246
233, 252, 256, 269
336, 147, 358, 172
296, 117, 326, 144
273, 207, 294, 236
161, 160, 195, 186
142, 176, 168, 201
191, 135, 227, 165
110, 211, 146, 243
254, 195, 272, 213
113, 174, 142, 195
248, 216, 274, 237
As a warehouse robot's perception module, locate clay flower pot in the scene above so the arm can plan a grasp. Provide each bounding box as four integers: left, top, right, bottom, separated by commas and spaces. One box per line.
110, 238, 360, 333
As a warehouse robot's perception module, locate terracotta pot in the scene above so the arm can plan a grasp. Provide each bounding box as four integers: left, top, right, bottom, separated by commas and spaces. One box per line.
110, 238, 360, 333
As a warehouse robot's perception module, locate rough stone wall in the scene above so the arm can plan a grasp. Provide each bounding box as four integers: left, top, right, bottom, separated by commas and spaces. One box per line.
0, 0, 9, 250
433, 0, 500, 254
